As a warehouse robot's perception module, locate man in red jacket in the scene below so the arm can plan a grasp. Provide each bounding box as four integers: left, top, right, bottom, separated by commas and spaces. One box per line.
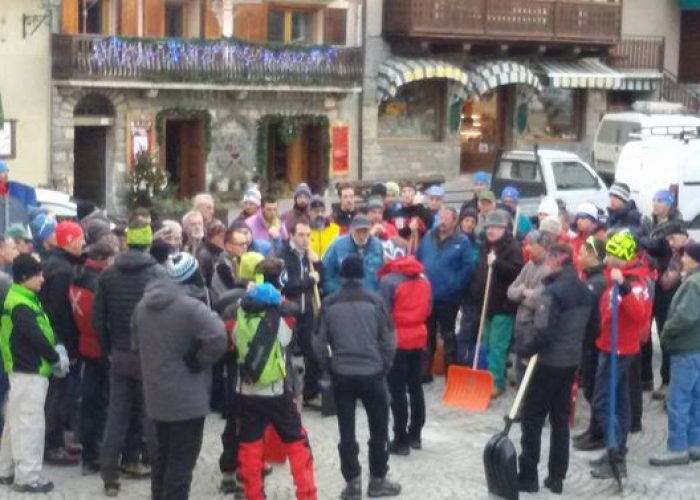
590, 230, 653, 480
378, 256, 432, 456
69, 240, 116, 475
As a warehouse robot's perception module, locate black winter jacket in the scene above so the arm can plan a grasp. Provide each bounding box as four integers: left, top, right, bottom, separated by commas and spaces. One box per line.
519, 265, 595, 368
640, 208, 684, 272
93, 249, 165, 364
196, 240, 223, 287
40, 248, 84, 359
277, 241, 316, 316
607, 200, 642, 233
470, 233, 524, 317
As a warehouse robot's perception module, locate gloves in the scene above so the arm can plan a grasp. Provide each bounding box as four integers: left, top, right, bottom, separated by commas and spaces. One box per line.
52, 345, 70, 378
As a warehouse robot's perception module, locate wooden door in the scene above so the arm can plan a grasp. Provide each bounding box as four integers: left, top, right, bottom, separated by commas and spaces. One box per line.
307, 125, 325, 193
286, 128, 306, 188
120, 0, 139, 36
202, 0, 222, 39
233, 3, 268, 42
61, 0, 79, 34
74, 127, 106, 206
179, 120, 206, 198
144, 0, 165, 37
679, 12, 700, 83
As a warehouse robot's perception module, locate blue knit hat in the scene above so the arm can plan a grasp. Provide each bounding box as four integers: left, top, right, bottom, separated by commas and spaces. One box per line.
166, 252, 199, 284
501, 186, 520, 202
30, 213, 57, 243
473, 171, 491, 187
653, 189, 675, 206
425, 185, 445, 198
247, 283, 282, 305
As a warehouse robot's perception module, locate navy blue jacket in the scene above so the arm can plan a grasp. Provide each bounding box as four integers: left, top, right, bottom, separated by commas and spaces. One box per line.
416, 228, 473, 304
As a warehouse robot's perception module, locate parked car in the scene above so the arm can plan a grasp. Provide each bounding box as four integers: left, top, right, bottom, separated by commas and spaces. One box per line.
36, 188, 77, 218
615, 133, 700, 237
491, 149, 609, 219
593, 110, 700, 183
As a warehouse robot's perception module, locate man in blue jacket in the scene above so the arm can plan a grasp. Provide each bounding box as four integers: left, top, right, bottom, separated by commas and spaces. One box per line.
323, 215, 384, 295
417, 207, 473, 376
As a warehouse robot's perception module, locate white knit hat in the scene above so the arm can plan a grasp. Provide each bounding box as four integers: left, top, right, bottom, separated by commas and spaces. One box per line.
242, 189, 262, 207
166, 252, 199, 283
538, 196, 559, 217
575, 202, 599, 221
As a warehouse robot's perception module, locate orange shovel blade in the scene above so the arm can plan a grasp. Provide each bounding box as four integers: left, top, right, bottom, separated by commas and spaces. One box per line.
442, 365, 494, 412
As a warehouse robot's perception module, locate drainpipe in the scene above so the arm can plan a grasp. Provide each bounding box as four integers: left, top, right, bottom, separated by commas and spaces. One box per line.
357, 0, 366, 181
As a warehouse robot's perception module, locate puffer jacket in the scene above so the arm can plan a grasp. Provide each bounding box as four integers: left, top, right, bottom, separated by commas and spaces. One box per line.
596, 257, 653, 356
310, 219, 340, 258
378, 257, 432, 350
662, 267, 700, 356
322, 234, 384, 294
70, 258, 109, 359
607, 200, 642, 233
470, 232, 524, 317
507, 258, 550, 353
416, 228, 473, 304
640, 208, 684, 272
93, 249, 165, 374
133, 278, 227, 422
519, 265, 595, 368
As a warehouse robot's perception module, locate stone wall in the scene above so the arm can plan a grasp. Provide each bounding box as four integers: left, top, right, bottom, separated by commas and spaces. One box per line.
51, 86, 359, 213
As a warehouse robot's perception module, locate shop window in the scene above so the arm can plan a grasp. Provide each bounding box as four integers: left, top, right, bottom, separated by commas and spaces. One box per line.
552, 161, 598, 190
519, 88, 582, 142
324, 8, 347, 46
268, 8, 317, 44
378, 81, 443, 140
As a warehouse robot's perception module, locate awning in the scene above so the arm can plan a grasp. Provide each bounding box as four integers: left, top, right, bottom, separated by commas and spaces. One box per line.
538, 59, 661, 91
377, 58, 470, 101
465, 60, 543, 96
680, 0, 700, 10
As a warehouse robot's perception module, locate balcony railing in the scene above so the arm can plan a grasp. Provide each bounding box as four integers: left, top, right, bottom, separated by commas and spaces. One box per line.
52, 35, 363, 88
661, 70, 700, 113
383, 0, 621, 45
608, 37, 664, 71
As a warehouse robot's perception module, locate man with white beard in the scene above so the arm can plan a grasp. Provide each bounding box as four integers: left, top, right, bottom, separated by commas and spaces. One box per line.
182, 211, 205, 254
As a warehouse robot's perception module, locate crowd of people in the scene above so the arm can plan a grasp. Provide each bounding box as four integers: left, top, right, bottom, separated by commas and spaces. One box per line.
0, 157, 698, 499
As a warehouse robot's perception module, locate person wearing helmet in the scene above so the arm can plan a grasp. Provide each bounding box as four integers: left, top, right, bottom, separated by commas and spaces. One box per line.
590, 230, 653, 480
499, 186, 533, 240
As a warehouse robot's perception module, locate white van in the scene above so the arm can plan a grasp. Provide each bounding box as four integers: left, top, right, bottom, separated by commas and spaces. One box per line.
593, 112, 700, 183
615, 135, 700, 233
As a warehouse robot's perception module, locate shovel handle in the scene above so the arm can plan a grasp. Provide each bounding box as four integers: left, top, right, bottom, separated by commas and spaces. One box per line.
508, 355, 538, 421
513, 206, 520, 238
473, 264, 493, 369
312, 283, 321, 316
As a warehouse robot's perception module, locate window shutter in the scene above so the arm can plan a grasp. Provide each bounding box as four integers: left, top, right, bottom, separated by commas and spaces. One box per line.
233, 3, 268, 42
323, 8, 347, 46
144, 0, 165, 38
61, 0, 79, 34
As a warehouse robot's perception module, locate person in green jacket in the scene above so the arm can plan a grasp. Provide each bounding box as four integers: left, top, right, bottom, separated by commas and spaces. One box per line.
650, 242, 700, 467
0, 254, 69, 493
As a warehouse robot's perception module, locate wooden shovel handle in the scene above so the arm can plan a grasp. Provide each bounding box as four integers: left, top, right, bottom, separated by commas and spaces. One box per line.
473, 264, 493, 369
508, 355, 538, 421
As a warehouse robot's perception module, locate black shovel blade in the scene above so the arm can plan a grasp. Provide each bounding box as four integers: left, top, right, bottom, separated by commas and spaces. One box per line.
484, 432, 519, 500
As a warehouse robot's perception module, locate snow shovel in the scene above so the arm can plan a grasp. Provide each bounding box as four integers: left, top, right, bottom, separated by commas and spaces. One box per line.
443, 264, 494, 411
605, 283, 624, 492
483, 354, 539, 500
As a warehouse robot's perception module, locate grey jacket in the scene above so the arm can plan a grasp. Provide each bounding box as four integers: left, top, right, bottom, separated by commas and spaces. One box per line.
133, 278, 227, 422
507, 259, 550, 353
313, 279, 396, 376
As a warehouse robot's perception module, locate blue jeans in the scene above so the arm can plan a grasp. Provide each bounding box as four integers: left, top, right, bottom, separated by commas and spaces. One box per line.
593, 353, 634, 456
667, 352, 700, 452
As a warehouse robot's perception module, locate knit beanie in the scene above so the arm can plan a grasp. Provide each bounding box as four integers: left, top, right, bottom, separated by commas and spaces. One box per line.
538, 196, 559, 217
242, 189, 262, 207
340, 254, 364, 279
84, 217, 112, 246
370, 183, 387, 198
473, 171, 491, 187
501, 186, 520, 202
13, 254, 43, 284
55, 221, 84, 248
653, 189, 675, 206
575, 202, 599, 222
30, 213, 57, 243
310, 195, 325, 210
166, 252, 199, 284
150, 240, 176, 264
685, 243, 700, 263
539, 216, 562, 234
609, 183, 631, 203
293, 183, 312, 200
385, 182, 400, 197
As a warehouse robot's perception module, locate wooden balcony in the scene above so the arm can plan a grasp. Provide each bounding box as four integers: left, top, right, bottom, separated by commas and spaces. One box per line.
608, 37, 664, 71
52, 35, 363, 89
382, 0, 621, 46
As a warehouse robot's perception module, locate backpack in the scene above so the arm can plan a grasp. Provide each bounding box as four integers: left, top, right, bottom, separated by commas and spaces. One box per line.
234, 305, 286, 386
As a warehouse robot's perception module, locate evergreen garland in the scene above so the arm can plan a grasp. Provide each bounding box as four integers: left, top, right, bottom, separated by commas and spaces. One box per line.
155, 108, 213, 152
255, 114, 331, 187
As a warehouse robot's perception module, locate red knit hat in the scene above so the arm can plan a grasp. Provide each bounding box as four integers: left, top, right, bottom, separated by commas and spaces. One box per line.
55, 221, 84, 248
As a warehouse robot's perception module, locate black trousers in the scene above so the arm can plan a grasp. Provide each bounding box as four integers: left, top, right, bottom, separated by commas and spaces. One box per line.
387, 349, 425, 444
580, 344, 603, 438
80, 358, 109, 464
642, 286, 672, 386
332, 373, 390, 482
238, 392, 306, 444
519, 364, 577, 482
425, 302, 460, 375
629, 354, 643, 430
297, 310, 322, 401
152, 417, 205, 500
219, 355, 239, 475
45, 359, 82, 451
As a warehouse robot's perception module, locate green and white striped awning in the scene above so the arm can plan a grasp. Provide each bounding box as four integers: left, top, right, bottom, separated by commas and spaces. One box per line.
538, 59, 661, 91
466, 60, 543, 96
377, 58, 470, 101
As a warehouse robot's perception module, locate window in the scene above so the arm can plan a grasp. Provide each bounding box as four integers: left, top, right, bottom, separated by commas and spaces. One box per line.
492, 159, 545, 197
518, 88, 582, 142
267, 8, 317, 44
78, 0, 105, 34
596, 120, 639, 146
552, 161, 598, 190
165, 4, 185, 37
378, 81, 443, 140
324, 8, 347, 45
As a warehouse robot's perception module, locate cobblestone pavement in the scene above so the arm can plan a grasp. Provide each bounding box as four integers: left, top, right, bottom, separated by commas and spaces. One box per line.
6, 373, 699, 500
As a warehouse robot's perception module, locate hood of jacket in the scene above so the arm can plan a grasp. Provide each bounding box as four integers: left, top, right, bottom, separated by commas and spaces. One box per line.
141, 277, 183, 311
115, 249, 159, 274
378, 256, 424, 279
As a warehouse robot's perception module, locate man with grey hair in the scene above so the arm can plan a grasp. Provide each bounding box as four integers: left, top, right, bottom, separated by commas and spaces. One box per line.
193, 193, 215, 225
182, 211, 204, 255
